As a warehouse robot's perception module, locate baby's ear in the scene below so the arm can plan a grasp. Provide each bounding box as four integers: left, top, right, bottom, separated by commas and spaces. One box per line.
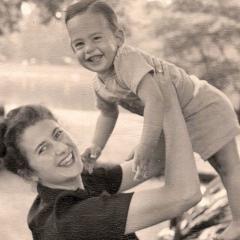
115, 28, 125, 46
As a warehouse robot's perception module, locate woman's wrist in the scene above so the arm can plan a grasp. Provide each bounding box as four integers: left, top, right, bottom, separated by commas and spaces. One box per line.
139, 140, 158, 151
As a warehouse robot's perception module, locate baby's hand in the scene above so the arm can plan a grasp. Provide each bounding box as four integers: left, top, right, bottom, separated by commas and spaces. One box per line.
81, 144, 102, 174
133, 144, 154, 181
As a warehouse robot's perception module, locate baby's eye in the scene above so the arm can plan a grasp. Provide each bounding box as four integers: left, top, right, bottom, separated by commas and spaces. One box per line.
74, 42, 84, 49
93, 36, 102, 41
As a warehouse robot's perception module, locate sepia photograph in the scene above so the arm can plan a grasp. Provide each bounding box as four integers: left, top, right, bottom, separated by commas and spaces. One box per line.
0, 0, 240, 239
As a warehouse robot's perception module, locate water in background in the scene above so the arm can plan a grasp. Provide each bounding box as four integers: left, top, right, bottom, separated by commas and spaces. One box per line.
0, 63, 96, 111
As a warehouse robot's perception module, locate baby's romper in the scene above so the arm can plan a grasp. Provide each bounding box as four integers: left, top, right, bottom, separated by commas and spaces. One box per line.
94, 45, 240, 161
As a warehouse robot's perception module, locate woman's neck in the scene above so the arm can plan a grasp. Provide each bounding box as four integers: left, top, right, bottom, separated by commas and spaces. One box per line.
40, 175, 84, 191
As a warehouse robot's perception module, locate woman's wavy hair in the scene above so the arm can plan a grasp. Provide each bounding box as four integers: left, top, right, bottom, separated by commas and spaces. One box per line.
65, 0, 120, 32
0, 105, 56, 179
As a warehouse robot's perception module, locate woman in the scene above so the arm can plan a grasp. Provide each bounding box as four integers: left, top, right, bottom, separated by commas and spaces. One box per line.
0, 105, 201, 240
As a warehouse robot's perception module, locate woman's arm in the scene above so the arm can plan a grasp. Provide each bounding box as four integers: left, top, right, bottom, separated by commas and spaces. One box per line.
118, 158, 164, 193
132, 74, 165, 178
124, 79, 202, 234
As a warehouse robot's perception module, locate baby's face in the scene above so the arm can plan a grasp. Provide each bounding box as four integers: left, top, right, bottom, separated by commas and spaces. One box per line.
67, 11, 123, 78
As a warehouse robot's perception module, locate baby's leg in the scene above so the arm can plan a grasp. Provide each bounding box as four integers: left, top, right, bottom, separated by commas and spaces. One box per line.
209, 138, 240, 240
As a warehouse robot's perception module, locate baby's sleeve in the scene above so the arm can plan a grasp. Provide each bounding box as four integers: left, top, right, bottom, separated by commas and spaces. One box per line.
115, 48, 154, 94
95, 91, 118, 113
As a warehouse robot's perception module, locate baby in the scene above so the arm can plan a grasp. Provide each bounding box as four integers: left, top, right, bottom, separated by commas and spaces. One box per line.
65, 1, 240, 239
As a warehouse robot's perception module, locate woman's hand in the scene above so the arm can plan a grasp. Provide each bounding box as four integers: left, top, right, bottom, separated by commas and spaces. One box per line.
125, 145, 138, 162
215, 220, 240, 240
132, 144, 157, 180
126, 143, 165, 180
81, 144, 102, 174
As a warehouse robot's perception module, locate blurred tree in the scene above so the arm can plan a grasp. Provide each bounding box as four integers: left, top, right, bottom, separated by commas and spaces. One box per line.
145, 0, 240, 93
0, 0, 128, 64
0, 0, 126, 35
1, 0, 239, 107
0, 0, 22, 35
0, 0, 66, 35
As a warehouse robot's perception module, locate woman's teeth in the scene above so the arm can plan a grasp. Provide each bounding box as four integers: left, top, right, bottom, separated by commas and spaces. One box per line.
58, 153, 74, 167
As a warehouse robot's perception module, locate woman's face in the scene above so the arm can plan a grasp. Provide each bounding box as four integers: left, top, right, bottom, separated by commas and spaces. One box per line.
19, 119, 83, 189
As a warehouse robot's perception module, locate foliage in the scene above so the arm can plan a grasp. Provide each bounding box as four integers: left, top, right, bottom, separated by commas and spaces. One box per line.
0, 0, 239, 94
0, 0, 22, 35
0, 0, 65, 35
0, 0, 124, 35
145, 0, 240, 92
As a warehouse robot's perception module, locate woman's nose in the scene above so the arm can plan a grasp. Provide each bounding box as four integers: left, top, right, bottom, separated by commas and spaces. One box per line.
55, 141, 68, 156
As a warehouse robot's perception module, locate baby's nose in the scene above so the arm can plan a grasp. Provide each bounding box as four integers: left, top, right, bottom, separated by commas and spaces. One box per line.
85, 42, 95, 54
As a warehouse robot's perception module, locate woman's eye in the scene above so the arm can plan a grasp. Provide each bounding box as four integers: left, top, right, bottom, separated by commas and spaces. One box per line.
38, 145, 47, 155
54, 130, 63, 140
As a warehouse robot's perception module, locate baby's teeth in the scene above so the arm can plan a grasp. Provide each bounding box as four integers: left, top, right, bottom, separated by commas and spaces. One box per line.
90, 56, 101, 62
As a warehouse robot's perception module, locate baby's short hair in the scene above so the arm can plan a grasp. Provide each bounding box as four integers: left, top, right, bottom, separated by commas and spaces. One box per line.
65, 0, 120, 32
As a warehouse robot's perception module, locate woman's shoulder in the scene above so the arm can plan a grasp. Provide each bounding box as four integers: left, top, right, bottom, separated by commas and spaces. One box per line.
82, 164, 123, 195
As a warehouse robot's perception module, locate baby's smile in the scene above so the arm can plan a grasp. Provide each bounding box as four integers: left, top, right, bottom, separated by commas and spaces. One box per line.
86, 54, 103, 65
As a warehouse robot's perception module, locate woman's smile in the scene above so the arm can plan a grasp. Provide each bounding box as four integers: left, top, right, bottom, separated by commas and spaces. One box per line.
20, 119, 83, 189
58, 152, 75, 167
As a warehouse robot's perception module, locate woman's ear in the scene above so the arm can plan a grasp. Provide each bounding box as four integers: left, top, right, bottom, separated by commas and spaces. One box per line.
114, 28, 125, 46
17, 169, 39, 182
29, 174, 39, 182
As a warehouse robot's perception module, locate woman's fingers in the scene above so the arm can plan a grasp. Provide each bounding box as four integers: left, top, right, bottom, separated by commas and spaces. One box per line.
133, 160, 149, 181
125, 149, 135, 161
134, 167, 143, 181
132, 158, 138, 173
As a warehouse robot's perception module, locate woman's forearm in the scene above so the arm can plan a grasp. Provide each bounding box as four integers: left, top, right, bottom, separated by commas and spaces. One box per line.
125, 84, 202, 234
163, 91, 200, 197
140, 100, 164, 148
118, 158, 164, 192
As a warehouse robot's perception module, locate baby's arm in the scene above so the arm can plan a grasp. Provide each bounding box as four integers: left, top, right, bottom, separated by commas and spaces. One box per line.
92, 107, 119, 149
134, 73, 165, 179
81, 106, 119, 171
